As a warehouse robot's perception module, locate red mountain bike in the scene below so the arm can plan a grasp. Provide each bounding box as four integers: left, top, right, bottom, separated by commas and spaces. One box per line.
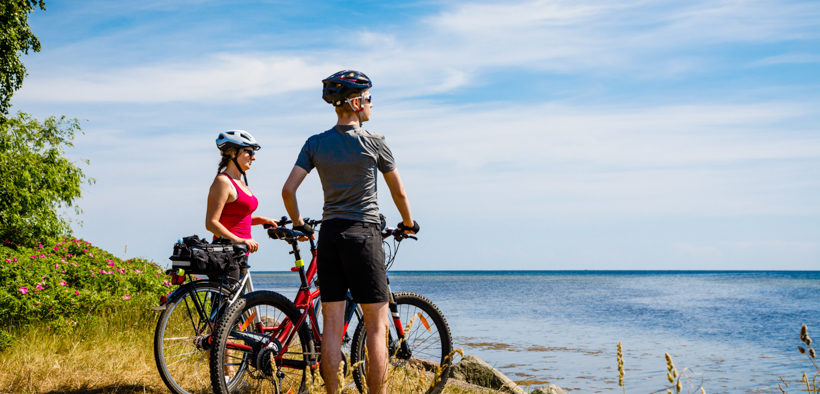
209, 220, 453, 394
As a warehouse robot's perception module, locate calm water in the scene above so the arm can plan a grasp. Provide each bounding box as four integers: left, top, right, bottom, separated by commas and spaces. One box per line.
252, 270, 820, 393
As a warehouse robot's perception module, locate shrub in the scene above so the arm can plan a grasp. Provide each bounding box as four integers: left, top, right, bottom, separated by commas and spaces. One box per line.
0, 238, 169, 339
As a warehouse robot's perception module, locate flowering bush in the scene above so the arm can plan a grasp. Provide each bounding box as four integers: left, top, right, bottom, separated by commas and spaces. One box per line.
0, 238, 170, 349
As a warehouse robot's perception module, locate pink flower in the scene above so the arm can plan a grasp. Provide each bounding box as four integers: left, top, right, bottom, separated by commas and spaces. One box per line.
53, 246, 59, 251
30, 255, 37, 259
36, 284, 44, 290
35, 301, 40, 306
39, 254, 45, 258
18, 287, 28, 295
67, 253, 72, 257
91, 273, 96, 277
59, 281, 67, 287
135, 269, 143, 274
4, 258, 10, 263
88, 253, 94, 257
54, 264, 60, 269
12, 257, 17, 262
100, 269, 106, 274
122, 294, 131, 300
38, 243, 43, 248
74, 290, 80, 295
108, 262, 115, 267
163, 280, 171, 287
155, 274, 161, 278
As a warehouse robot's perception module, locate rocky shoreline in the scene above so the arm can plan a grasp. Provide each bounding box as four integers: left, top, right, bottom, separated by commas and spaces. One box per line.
449, 355, 566, 393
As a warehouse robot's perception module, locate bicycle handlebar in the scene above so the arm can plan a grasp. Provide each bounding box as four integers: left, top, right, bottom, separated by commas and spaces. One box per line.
264, 216, 322, 241
381, 227, 418, 241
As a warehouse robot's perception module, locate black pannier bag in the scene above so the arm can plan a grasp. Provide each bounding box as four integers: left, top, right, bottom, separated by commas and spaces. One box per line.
169, 235, 248, 277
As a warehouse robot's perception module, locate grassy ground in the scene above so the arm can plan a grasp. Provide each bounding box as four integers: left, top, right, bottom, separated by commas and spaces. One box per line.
0, 306, 489, 394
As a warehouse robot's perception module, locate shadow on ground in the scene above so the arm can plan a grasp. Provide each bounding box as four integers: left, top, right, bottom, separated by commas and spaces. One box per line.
45, 385, 165, 394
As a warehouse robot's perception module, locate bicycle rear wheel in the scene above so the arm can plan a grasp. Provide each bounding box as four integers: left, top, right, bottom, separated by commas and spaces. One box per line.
210, 290, 312, 394
350, 291, 453, 394
154, 281, 232, 394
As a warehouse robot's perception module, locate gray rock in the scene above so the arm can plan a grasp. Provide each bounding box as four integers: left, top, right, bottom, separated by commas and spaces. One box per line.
531, 384, 567, 394
449, 355, 525, 393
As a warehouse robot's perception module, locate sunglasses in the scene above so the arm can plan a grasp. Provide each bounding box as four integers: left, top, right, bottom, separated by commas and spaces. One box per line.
242, 149, 256, 157
346, 94, 372, 104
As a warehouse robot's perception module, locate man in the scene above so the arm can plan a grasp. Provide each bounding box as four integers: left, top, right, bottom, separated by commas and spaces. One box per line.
282, 70, 419, 394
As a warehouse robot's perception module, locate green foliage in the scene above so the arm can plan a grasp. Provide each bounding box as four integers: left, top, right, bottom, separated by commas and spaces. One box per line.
0, 238, 172, 343
0, 0, 46, 117
0, 112, 92, 246
0, 329, 12, 351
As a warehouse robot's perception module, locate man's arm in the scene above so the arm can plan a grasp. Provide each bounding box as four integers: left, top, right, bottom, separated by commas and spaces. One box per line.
383, 169, 415, 231
282, 165, 309, 226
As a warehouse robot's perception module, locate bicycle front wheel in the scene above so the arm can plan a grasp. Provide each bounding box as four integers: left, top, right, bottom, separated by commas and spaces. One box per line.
154, 281, 232, 394
210, 290, 312, 394
350, 291, 454, 394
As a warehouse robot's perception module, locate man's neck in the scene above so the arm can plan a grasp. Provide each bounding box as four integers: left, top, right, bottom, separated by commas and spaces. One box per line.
336, 113, 361, 127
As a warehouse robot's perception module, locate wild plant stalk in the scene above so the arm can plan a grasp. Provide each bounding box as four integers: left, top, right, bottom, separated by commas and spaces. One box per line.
617, 342, 625, 394
798, 324, 820, 393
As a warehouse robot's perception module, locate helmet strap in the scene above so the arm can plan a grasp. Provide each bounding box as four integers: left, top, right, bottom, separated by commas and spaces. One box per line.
347, 95, 365, 126
231, 151, 249, 186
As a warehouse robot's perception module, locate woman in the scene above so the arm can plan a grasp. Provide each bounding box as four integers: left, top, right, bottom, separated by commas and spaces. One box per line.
206, 130, 277, 254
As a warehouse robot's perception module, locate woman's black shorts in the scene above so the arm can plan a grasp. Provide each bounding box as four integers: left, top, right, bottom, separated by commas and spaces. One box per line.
317, 218, 388, 303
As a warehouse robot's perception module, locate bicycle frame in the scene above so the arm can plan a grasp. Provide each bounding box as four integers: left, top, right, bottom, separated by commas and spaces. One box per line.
225, 226, 414, 373
224, 232, 365, 371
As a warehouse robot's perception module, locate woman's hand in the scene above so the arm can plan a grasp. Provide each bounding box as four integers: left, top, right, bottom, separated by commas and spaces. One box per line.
241, 238, 259, 253
253, 216, 278, 228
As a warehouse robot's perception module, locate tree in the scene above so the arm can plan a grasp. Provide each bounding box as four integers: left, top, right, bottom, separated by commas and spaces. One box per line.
0, 0, 46, 119
0, 112, 92, 245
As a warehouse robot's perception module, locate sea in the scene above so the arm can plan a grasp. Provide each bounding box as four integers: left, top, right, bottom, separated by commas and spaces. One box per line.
251, 270, 820, 393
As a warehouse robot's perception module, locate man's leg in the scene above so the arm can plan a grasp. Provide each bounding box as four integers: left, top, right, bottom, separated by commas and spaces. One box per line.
360, 301, 390, 394
321, 301, 346, 394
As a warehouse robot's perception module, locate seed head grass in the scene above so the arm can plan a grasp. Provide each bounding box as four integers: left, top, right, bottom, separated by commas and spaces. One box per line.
798, 324, 820, 393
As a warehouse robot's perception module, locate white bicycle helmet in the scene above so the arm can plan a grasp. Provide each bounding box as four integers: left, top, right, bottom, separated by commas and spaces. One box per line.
216, 130, 261, 151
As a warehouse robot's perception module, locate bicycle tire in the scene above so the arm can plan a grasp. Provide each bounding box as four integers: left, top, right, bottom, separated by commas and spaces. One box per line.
210, 290, 313, 394
154, 280, 233, 394
350, 291, 453, 394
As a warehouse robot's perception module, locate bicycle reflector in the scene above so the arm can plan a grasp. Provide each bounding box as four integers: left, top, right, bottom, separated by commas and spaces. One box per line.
170, 272, 185, 285
418, 313, 431, 331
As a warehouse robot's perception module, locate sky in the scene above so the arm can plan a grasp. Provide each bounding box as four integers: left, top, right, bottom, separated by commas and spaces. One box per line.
11, 0, 820, 270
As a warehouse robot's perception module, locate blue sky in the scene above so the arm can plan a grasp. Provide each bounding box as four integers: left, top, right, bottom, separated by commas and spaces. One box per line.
12, 0, 820, 270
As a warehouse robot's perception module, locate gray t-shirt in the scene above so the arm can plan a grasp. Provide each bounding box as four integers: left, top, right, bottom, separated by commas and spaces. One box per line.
295, 125, 396, 223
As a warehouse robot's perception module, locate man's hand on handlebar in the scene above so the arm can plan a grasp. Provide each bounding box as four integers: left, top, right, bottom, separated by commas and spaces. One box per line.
397, 220, 420, 235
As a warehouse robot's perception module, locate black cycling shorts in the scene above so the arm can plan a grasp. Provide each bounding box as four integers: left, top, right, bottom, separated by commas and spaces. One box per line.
317, 218, 388, 304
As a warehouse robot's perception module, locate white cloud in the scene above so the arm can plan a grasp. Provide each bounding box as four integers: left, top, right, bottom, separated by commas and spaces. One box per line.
753, 53, 820, 66
18, 1, 820, 104
17, 54, 336, 103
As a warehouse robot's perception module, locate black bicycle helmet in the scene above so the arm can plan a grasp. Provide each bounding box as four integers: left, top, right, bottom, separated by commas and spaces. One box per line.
322, 70, 372, 107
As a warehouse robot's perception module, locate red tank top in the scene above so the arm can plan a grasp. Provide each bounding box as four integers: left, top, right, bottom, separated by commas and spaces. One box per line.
218, 173, 258, 239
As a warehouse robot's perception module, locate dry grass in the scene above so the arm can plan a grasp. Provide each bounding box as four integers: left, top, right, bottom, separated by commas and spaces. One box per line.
0, 307, 477, 394
0, 306, 167, 393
